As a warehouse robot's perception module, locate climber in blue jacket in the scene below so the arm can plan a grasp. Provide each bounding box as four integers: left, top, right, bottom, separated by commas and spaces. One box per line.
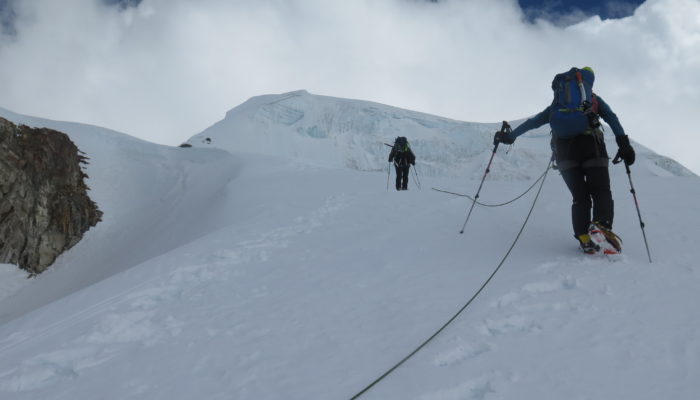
494, 67, 635, 254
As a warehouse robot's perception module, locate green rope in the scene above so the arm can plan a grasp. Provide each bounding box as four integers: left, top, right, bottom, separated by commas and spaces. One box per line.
349, 159, 554, 399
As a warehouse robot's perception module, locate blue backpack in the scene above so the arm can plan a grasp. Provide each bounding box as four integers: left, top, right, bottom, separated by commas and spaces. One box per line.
549, 67, 597, 137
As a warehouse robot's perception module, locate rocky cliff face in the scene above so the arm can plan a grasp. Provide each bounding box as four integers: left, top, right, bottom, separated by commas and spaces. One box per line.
0, 117, 102, 274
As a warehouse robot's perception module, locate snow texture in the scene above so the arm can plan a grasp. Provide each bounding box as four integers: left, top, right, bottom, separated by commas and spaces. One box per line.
0, 92, 699, 400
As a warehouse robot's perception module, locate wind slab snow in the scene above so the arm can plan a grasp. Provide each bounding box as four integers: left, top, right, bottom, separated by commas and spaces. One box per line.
0, 90, 699, 400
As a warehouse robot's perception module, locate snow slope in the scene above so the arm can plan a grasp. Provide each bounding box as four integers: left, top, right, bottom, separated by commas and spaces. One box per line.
0, 107, 241, 322
1, 93, 699, 399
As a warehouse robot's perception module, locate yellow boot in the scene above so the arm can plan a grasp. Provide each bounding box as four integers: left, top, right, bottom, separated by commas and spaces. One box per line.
577, 233, 600, 254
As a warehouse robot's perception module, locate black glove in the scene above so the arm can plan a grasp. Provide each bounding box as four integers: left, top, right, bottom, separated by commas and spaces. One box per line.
613, 134, 635, 165
493, 130, 515, 145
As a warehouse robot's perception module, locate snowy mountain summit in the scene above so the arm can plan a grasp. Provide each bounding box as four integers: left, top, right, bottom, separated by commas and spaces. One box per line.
187, 90, 694, 179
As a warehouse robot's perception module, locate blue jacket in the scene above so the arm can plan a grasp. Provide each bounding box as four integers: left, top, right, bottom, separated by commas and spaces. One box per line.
508, 94, 625, 141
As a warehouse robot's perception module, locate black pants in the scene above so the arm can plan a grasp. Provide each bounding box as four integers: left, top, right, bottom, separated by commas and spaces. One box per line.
555, 134, 613, 236
395, 164, 410, 190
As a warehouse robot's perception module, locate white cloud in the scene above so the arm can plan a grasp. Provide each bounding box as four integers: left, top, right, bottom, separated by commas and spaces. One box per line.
0, 0, 699, 173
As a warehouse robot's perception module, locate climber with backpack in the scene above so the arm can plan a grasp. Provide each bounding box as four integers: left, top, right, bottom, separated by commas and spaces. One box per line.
493, 66, 635, 255
388, 136, 416, 191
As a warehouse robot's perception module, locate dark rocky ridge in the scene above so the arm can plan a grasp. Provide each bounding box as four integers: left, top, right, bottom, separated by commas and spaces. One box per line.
0, 117, 102, 274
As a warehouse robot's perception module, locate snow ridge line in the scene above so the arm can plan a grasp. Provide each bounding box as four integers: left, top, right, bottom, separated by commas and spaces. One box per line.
349, 160, 553, 400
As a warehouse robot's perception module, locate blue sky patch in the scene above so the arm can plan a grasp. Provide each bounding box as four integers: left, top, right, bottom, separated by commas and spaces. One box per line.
519, 0, 645, 25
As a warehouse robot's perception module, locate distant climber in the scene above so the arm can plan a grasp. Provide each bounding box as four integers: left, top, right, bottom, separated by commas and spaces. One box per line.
493, 66, 635, 255
388, 136, 416, 191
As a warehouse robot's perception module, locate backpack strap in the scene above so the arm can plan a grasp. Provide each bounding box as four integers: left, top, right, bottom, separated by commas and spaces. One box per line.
556, 69, 588, 112
590, 93, 599, 113
584, 93, 602, 131
575, 69, 587, 106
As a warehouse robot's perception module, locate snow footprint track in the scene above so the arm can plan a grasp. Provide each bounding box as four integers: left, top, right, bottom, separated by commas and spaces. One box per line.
484, 271, 579, 336
0, 195, 348, 395
210, 193, 348, 267
420, 259, 589, 399
419, 376, 498, 400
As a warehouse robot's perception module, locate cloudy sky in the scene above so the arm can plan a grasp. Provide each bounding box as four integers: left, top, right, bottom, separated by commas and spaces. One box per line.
1, 0, 699, 174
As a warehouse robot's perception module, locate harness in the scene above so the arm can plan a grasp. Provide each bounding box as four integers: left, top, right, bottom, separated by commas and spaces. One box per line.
394, 146, 410, 167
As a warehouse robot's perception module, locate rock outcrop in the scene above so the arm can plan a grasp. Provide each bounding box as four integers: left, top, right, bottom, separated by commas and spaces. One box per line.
0, 117, 102, 274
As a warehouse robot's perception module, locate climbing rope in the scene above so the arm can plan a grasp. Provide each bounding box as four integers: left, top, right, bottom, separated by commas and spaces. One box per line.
348, 159, 554, 400
431, 166, 551, 208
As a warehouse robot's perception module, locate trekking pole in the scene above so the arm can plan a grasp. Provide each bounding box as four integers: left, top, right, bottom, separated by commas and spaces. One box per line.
411, 164, 422, 190
384, 143, 393, 191
386, 163, 391, 191
459, 121, 510, 234
614, 157, 652, 263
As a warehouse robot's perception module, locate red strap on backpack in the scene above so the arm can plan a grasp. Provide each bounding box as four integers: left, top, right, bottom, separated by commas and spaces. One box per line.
590, 93, 599, 113
575, 69, 586, 105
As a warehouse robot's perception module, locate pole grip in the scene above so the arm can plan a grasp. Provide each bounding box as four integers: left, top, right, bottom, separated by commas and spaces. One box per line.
501, 121, 512, 134
492, 121, 511, 150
